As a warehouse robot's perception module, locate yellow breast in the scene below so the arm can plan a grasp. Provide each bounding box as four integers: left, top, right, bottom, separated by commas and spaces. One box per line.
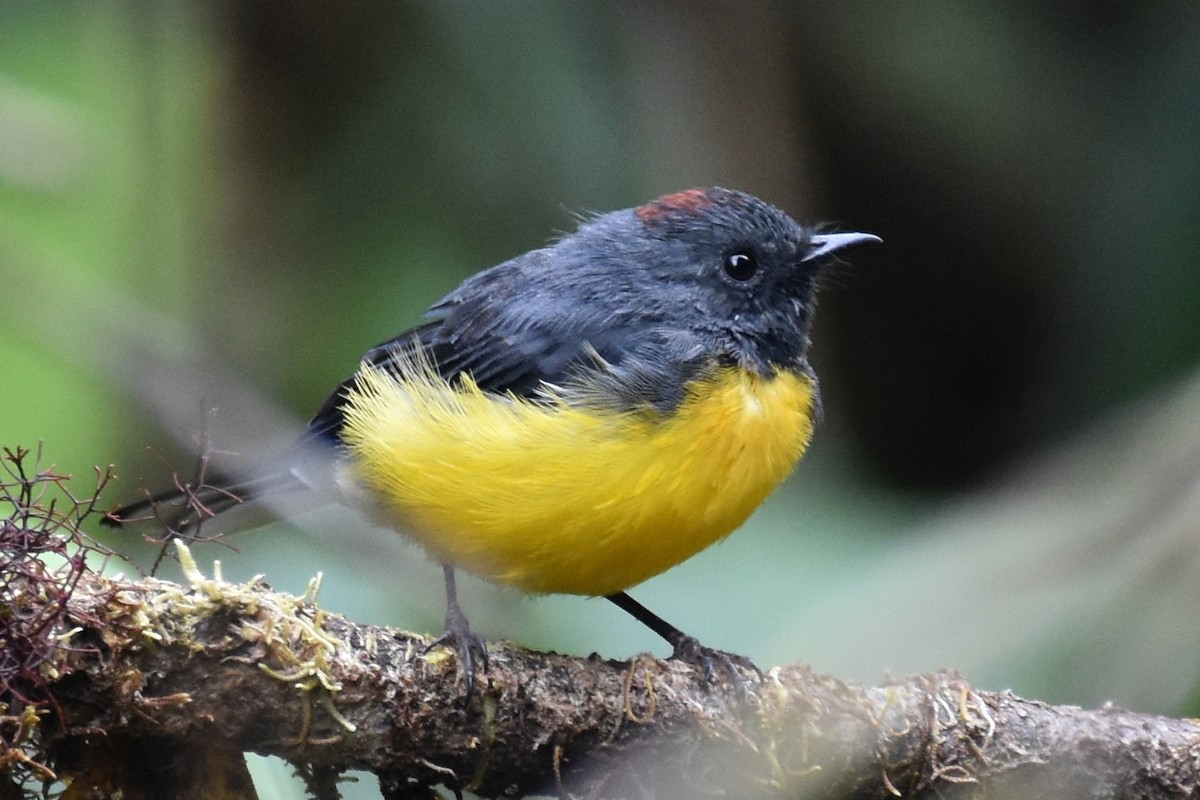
338, 361, 816, 596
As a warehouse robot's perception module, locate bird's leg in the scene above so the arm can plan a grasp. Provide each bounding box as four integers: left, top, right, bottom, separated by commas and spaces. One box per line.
606, 591, 761, 689
425, 564, 489, 698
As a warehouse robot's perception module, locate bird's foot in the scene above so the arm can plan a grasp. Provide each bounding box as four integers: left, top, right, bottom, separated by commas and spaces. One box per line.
424, 604, 489, 700
668, 633, 762, 695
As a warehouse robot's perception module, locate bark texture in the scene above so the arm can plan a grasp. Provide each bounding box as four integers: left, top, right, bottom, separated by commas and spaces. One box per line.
5, 546, 1200, 800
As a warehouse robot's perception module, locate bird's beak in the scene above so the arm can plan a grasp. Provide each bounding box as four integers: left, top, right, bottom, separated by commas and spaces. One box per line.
802, 232, 882, 262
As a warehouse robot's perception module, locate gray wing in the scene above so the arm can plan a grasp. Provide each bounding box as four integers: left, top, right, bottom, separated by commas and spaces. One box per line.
308, 249, 712, 442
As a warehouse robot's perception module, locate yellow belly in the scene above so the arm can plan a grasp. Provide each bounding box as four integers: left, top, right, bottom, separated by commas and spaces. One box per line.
338, 362, 815, 596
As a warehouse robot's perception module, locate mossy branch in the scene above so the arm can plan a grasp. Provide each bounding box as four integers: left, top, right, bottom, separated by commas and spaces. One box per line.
2, 543, 1198, 800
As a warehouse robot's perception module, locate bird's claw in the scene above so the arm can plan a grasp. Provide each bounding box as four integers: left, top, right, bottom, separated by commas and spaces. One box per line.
669, 634, 762, 695
425, 614, 489, 700
425, 628, 488, 699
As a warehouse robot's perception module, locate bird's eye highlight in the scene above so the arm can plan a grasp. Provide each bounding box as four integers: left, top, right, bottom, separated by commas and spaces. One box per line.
723, 249, 758, 281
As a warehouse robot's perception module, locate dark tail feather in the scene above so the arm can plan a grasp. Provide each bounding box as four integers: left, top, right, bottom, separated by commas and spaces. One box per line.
101, 470, 305, 533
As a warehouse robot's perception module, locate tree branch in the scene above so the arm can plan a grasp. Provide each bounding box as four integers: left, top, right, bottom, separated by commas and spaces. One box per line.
6, 541, 1200, 800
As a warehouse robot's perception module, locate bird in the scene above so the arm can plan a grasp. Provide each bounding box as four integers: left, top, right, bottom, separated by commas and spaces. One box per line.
105, 187, 878, 693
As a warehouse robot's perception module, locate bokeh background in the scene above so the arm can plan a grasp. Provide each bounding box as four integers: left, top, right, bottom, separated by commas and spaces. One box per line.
3, 3, 1200, 796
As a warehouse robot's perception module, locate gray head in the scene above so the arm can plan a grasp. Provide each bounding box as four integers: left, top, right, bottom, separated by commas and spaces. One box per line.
544, 187, 879, 374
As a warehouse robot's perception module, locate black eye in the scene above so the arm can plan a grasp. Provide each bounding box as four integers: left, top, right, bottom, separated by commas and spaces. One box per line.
723, 248, 758, 281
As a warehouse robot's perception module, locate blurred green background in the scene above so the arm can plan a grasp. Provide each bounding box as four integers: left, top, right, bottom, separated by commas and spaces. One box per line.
3, 2, 1200, 794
